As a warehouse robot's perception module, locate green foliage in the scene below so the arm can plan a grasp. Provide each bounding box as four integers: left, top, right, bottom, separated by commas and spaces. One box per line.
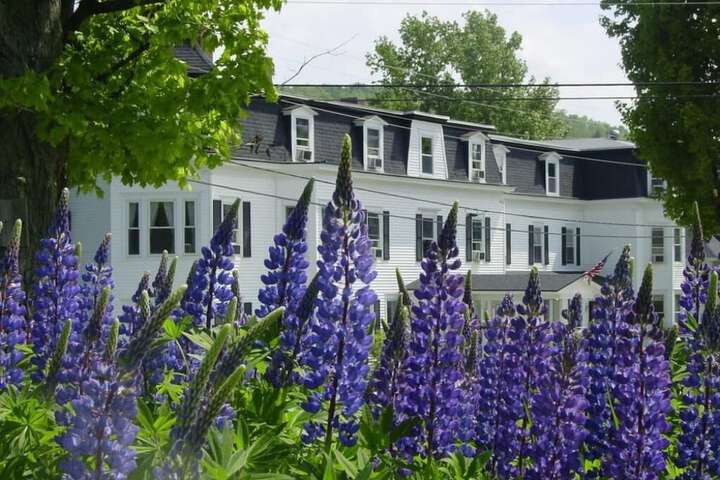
556, 110, 628, 140
0, 0, 281, 194
365, 11, 565, 139
601, 2, 720, 234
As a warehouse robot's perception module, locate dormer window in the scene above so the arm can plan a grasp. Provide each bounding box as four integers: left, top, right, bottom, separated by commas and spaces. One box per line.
462, 132, 488, 183
647, 170, 667, 196
540, 152, 561, 197
421, 137, 433, 175
493, 144, 509, 184
354, 115, 387, 171
282, 105, 317, 163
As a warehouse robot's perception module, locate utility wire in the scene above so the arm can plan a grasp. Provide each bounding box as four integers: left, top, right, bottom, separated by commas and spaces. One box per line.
320, 94, 720, 101
188, 177, 681, 238
287, 0, 720, 5
281, 81, 720, 88
229, 159, 678, 231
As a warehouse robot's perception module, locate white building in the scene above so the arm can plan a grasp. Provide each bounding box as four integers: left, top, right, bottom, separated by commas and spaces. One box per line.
70, 95, 685, 326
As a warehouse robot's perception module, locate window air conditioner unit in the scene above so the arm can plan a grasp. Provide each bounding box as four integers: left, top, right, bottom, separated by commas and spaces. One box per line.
472, 170, 485, 182
472, 250, 485, 263
369, 157, 383, 170
296, 148, 313, 162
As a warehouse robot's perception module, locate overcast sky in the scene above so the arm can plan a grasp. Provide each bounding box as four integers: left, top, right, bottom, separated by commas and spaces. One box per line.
262, 1, 634, 126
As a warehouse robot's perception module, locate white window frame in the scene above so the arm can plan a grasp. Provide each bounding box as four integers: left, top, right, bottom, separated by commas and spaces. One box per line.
493, 144, 509, 185
148, 200, 176, 255
283, 105, 317, 163
463, 132, 488, 183
183, 200, 197, 254
421, 136, 434, 175
541, 152, 561, 197
366, 210, 384, 259
651, 227, 665, 263
471, 216, 485, 262
420, 212, 436, 255
533, 223, 544, 264
127, 201, 141, 256
354, 116, 387, 171
565, 225, 576, 265
673, 227, 683, 262
647, 170, 667, 196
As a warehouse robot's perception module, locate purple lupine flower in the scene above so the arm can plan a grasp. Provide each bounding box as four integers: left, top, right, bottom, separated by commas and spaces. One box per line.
297, 135, 377, 448
511, 267, 550, 479
259, 179, 313, 386
475, 294, 516, 473
367, 268, 410, 413
182, 202, 237, 330
393, 202, 467, 459
0, 220, 26, 389
603, 268, 671, 480
153, 250, 176, 306
79, 233, 115, 350
118, 272, 151, 339
583, 245, 634, 466
562, 293, 583, 330
676, 269, 720, 478
527, 320, 588, 480
31, 188, 82, 380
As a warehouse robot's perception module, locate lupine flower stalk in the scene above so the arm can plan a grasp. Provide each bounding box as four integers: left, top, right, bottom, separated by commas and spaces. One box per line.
31, 188, 82, 380
604, 265, 671, 479
260, 178, 314, 386
0, 219, 26, 389
562, 293, 583, 330
298, 135, 377, 449
394, 202, 467, 459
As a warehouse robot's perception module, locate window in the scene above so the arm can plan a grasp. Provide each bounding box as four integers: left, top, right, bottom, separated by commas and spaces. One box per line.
470, 142, 485, 182
674, 228, 682, 262
651, 228, 664, 263
223, 202, 242, 255
128, 202, 140, 255
367, 212, 383, 258
533, 224, 544, 264
184, 201, 196, 254
564, 227, 575, 265
422, 216, 435, 255
505, 223, 511, 265
367, 127, 382, 169
421, 137, 433, 174
648, 171, 666, 195
243, 302, 253, 316
493, 145, 509, 185
652, 295, 665, 322
471, 216, 484, 262
674, 293, 682, 318
149, 201, 175, 254
546, 160, 559, 195
284, 106, 317, 162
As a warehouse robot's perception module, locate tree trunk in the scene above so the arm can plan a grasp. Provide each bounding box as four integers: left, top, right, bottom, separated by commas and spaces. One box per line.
0, 1, 67, 277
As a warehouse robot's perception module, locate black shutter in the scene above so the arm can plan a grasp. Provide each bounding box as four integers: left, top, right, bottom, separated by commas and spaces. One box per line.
528, 225, 534, 265
466, 213, 474, 261
506, 223, 511, 265
484, 216, 491, 262
436, 215, 443, 242
242, 201, 251, 257
576, 227, 581, 266
382, 211, 390, 260
212, 199, 222, 232
561, 227, 567, 265
416, 214, 423, 261
544, 225, 549, 265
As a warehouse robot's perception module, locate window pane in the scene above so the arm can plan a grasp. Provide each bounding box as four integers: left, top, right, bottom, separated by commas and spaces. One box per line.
367, 128, 380, 149
151, 202, 174, 227
367, 213, 380, 243
548, 178, 557, 193
129, 230, 139, 255
472, 219, 483, 242
674, 228, 682, 261
422, 218, 434, 238
548, 163, 556, 177
296, 118, 309, 140
422, 155, 433, 174
184, 228, 196, 254
185, 201, 195, 227
652, 228, 664, 262
129, 202, 139, 228
422, 137, 432, 155
150, 228, 174, 254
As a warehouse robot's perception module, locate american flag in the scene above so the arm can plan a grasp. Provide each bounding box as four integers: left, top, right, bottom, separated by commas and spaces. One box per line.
583, 252, 611, 283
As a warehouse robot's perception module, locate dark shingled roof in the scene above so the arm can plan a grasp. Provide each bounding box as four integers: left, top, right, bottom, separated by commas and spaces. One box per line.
407, 271, 589, 293
174, 43, 213, 76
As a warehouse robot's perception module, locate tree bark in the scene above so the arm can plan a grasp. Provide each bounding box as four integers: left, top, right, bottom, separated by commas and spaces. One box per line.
0, 1, 67, 277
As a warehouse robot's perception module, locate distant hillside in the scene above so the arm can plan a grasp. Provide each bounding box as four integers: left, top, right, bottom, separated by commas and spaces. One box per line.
279, 86, 628, 140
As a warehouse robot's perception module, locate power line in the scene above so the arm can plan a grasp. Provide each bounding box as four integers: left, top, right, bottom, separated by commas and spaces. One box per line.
229, 160, 677, 231
277, 98, 641, 165
188, 176, 681, 239
320, 94, 720, 101
281, 81, 720, 88
287, 0, 720, 6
